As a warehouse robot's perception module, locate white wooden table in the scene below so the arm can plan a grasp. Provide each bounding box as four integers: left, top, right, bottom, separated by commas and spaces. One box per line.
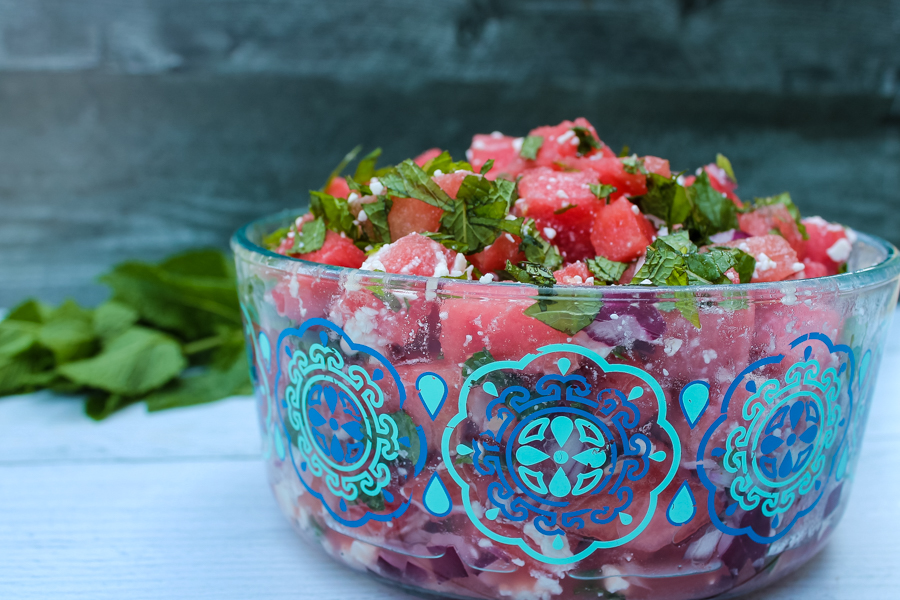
2, 313, 899, 600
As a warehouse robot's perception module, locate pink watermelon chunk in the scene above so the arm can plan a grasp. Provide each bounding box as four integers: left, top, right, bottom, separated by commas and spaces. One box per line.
528, 117, 605, 167
362, 232, 467, 278
802, 216, 852, 273
514, 166, 601, 261
643, 155, 671, 178
276, 215, 366, 269
467, 232, 524, 275
413, 147, 443, 166
388, 197, 443, 240
324, 176, 351, 199
466, 133, 529, 181
553, 261, 592, 285
738, 204, 806, 259
590, 197, 657, 263
723, 234, 803, 282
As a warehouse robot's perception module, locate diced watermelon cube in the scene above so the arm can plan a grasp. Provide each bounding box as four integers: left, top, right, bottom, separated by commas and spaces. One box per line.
528, 117, 605, 166
514, 167, 601, 261
738, 203, 807, 259
723, 234, 803, 282
797, 258, 831, 279
388, 197, 443, 240
590, 196, 657, 263
467, 232, 524, 275
553, 261, 591, 285
466, 133, 529, 181
295, 231, 366, 268
802, 216, 853, 273
325, 176, 351, 199
643, 155, 671, 178
362, 232, 466, 278
565, 154, 648, 199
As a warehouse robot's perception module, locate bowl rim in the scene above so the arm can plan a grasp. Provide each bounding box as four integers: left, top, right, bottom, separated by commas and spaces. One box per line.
231, 209, 900, 295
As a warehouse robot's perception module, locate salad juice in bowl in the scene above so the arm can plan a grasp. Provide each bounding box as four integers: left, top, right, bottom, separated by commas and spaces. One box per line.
231, 119, 900, 600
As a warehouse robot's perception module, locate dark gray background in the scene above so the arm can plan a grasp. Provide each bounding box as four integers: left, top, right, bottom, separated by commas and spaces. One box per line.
1, 0, 898, 307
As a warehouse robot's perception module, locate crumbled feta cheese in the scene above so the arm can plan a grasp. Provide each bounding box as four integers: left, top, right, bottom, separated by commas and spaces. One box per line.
556, 130, 576, 144
754, 252, 777, 277
347, 192, 359, 203
664, 338, 683, 356
504, 233, 516, 243
791, 262, 805, 273
504, 214, 518, 220
287, 230, 295, 238
584, 277, 594, 285
465, 149, 474, 161
543, 227, 557, 240
368, 178, 384, 196
555, 189, 569, 199
433, 169, 443, 177
640, 279, 653, 285
479, 273, 495, 283
663, 368, 669, 376
464, 334, 473, 346
490, 131, 504, 139
357, 209, 368, 223
472, 139, 487, 150
676, 174, 686, 186
288, 276, 300, 298
826, 237, 852, 263
610, 313, 619, 320
439, 311, 449, 320
295, 216, 305, 227
702, 349, 718, 364
602, 565, 630, 594
450, 253, 468, 277
512, 137, 524, 153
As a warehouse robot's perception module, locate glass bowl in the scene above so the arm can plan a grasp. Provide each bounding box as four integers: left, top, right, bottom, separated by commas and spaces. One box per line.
232, 210, 900, 600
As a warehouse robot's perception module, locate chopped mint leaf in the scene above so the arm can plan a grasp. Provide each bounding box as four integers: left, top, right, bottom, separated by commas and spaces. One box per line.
554, 204, 577, 215
309, 191, 358, 239
657, 230, 697, 254
362, 196, 392, 244
357, 491, 385, 511
631, 235, 691, 286
438, 174, 518, 254
454, 454, 474, 465
589, 183, 617, 202
618, 145, 631, 158
634, 173, 692, 227
291, 217, 326, 254
572, 126, 601, 156
684, 247, 755, 284
585, 256, 628, 285
620, 155, 648, 175
684, 171, 739, 241
504, 260, 557, 287
716, 153, 736, 183
518, 219, 563, 270
353, 147, 382, 183
750, 192, 808, 240
479, 159, 494, 176
462, 347, 497, 379
323, 145, 362, 190
657, 291, 701, 329
524, 293, 603, 335
520, 135, 543, 160
421, 151, 472, 177
387, 410, 420, 467
379, 159, 457, 212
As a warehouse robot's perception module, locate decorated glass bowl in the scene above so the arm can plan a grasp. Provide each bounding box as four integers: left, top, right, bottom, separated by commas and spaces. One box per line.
232, 211, 899, 600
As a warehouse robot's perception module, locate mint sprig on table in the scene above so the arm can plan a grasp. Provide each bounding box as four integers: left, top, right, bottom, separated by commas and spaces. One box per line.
0, 249, 250, 419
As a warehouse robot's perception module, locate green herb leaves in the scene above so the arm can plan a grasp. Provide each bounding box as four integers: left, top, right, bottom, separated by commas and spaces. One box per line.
524, 295, 603, 336
589, 184, 617, 202
438, 175, 518, 255
572, 127, 601, 156
519, 136, 543, 160
747, 192, 808, 239
504, 260, 557, 286
586, 256, 628, 284
0, 249, 251, 419
635, 170, 738, 243
291, 217, 326, 254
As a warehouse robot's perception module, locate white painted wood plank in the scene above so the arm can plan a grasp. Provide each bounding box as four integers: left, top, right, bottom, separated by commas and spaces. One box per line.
0, 393, 259, 464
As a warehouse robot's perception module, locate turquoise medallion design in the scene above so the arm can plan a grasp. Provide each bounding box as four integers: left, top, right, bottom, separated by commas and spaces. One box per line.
274, 318, 412, 527
442, 344, 681, 565
698, 332, 854, 542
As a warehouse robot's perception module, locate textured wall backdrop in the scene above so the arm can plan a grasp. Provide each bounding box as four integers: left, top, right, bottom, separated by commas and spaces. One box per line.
0, 0, 898, 307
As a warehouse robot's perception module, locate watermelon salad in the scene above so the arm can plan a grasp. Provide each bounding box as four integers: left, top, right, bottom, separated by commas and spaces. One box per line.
235, 118, 894, 600
265, 117, 854, 297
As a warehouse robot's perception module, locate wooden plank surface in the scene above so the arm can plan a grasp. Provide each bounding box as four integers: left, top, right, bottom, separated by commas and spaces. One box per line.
0, 310, 898, 599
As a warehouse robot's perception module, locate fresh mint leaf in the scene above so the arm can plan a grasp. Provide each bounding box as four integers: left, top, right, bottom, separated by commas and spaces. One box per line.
618, 145, 630, 158
520, 136, 543, 160
479, 159, 494, 176
379, 160, 457, 212
0, 319, 37, 358
262, 226, 291, 251
685, 171, 739, 241
357, 491, 386, 511
518, 219, 563, 270
145, 350, 251, 412
387, 410, 420, 467
58, 327, 186, 397
362, 195, 393, 244
554, 204, 577, 215
438, 174, 518, 254
524, 294, 603, 335
632, 236, 689, 286
291, 216, 326, 254
684, 247, 755, 284
589, 183, 617, 202
323, 145, 362, 190
620, 155, 648, 175
309, 191, 358, 239
5, 299, 51, 324
353, 148, 382, 183
92, 301, 140, 342
657, 230, 697, 254
716, 153, 736, 183
504, 261, 556, 287
421, 151, 472, 177
572, 126, 601, 156
658, 291, 701, 330
585, 256, 628, 285
37, 300, 97, 364
634, 173, 692, 228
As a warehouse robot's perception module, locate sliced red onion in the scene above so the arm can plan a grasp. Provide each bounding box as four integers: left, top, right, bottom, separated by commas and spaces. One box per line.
709, 229, 751, 244
584, 300, 666, 347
